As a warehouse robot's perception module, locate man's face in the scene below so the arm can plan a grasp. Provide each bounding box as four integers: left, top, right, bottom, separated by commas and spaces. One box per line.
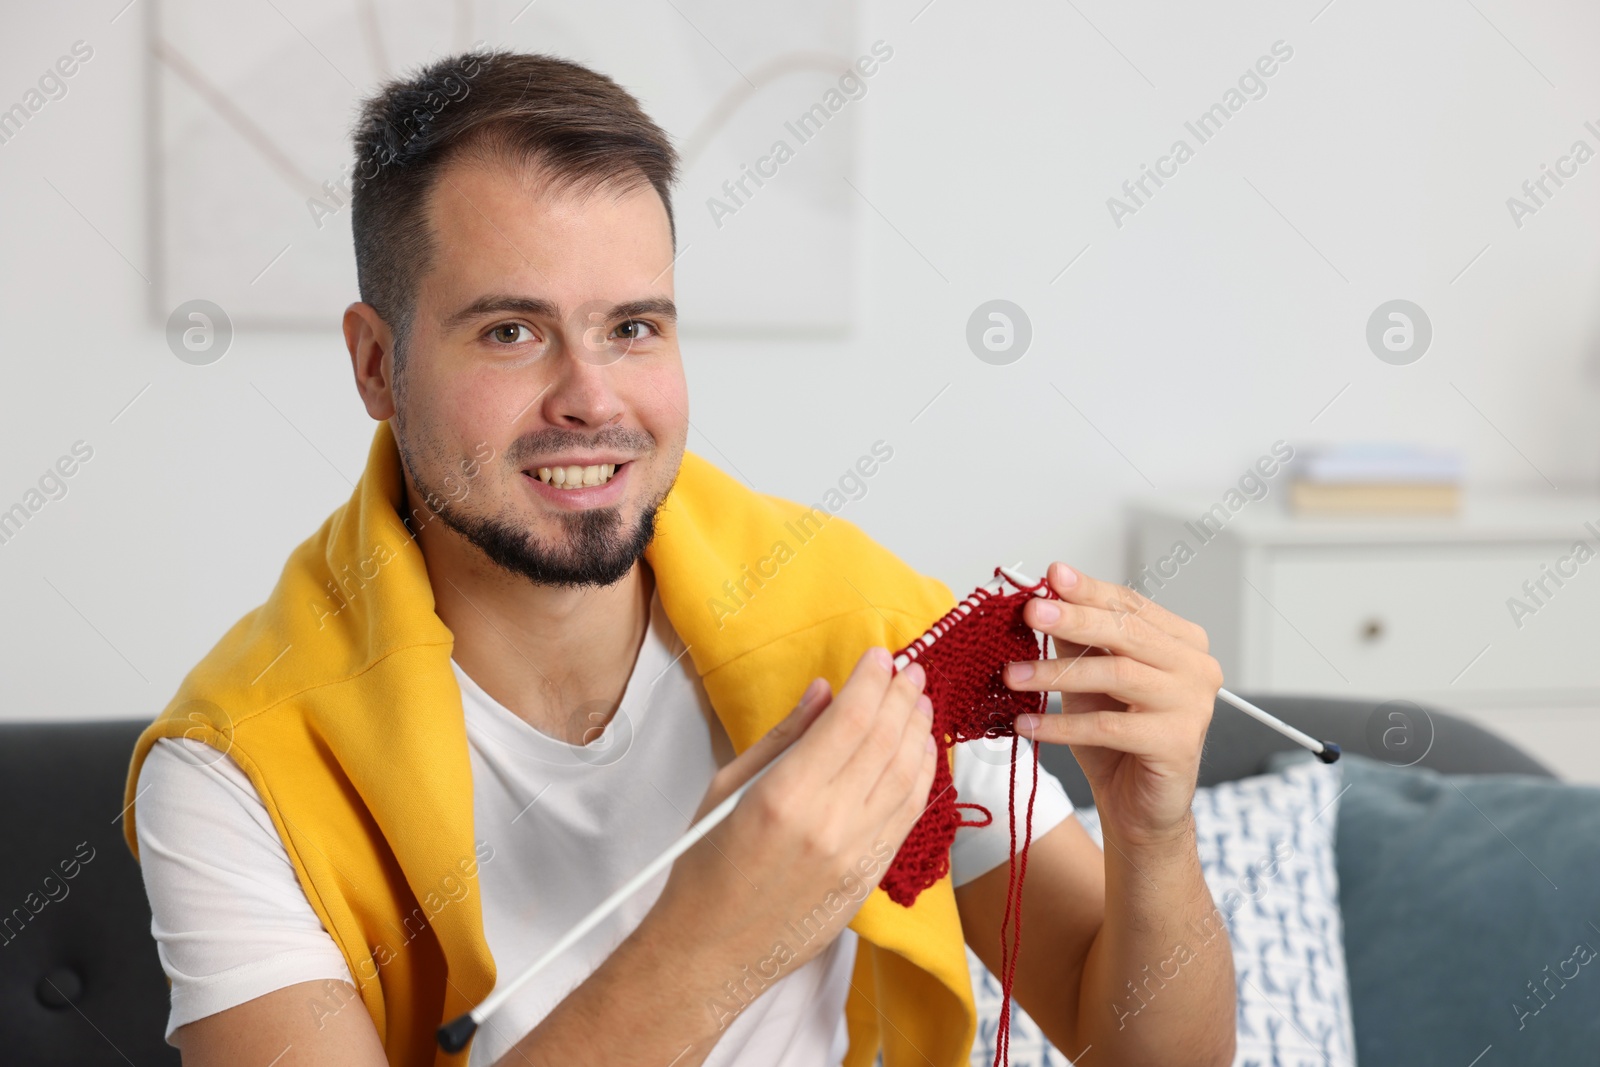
390, 156, 688, 587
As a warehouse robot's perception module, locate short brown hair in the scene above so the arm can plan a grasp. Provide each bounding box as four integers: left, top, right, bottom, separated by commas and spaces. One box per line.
349, 50, 679, 356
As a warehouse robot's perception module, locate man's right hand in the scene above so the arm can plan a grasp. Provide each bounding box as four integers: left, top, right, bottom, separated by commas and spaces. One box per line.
643, 646, 937, 987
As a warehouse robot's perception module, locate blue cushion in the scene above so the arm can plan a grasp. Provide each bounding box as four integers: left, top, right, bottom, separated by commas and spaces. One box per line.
1321, 752, 1600, 1064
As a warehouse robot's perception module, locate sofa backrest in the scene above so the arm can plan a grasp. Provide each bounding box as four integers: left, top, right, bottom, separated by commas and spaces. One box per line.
0, 718, 179, 1065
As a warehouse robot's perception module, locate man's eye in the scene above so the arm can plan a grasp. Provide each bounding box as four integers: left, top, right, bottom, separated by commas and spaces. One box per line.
615, 320, 656, 342
489, 324, 533, 344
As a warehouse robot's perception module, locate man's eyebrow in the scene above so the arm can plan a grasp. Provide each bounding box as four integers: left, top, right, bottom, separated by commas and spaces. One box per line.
440, 295, 677, 332
441, 296, 560, 332
611, 298, 677, 323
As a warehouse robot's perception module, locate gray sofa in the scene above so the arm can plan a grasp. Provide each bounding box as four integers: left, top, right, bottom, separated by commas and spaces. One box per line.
0, 697, 1561, 1065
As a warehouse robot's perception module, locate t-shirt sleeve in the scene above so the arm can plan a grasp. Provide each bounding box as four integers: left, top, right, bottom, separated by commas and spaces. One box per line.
135, 737, 354, 1042
947, 735, 1075, 888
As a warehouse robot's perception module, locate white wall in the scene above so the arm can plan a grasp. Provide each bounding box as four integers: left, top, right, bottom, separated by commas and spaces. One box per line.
2, 0, 1598, 723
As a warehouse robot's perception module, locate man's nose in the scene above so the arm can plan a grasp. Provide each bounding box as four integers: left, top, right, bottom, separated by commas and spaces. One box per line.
541, 342, 624, 429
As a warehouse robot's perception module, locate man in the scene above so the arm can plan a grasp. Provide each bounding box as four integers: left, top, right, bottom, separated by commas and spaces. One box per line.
123, 49, 1235, 1066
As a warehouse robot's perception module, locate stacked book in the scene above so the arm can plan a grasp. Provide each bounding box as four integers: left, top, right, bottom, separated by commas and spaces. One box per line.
1290, 444, 1463, 515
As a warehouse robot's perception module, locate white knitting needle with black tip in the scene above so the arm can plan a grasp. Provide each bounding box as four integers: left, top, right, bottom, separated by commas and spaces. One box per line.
437, 572, 1012, 1052
996, 565, 1340, 765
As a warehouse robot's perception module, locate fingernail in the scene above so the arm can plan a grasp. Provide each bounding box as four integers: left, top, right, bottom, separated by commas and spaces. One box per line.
905, 662, 925, 689
799, 677, 827, 709
925, 734, 937, 752
1015, 714, 1039, 733
871, 646, 893, 670
1053, 563, 1079, 588
917, 694, 933, 719
1033, 601, 1060, 624
1008, 662, 1034, 683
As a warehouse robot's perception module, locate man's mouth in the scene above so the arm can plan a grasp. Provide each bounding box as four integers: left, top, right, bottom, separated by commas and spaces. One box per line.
531, 462, 624, 490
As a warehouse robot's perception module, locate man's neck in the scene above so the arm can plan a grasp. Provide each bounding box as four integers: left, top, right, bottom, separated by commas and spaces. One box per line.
418, 524, 654, 744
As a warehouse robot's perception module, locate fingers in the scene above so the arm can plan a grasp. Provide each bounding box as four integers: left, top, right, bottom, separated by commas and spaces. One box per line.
1060, 688, 1125, 715
1043, 562, 1211, 654
755, 675, 834, 763
794, 646, 899, 764
700, 676, 833, 816
1014, 594, 1190, 674
728, 647, 934, 885
869, 701, 940, 853
836, 657, 930, 808
1016, 706, 1206, 761
1015, 708, 1166, 755
1005, 651, 1169, 703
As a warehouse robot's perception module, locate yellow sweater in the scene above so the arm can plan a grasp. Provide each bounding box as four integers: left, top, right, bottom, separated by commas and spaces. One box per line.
122, 420, 975, 1066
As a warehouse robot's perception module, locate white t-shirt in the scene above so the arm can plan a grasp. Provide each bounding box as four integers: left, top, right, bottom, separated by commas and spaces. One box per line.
135, 587, 1072, 1065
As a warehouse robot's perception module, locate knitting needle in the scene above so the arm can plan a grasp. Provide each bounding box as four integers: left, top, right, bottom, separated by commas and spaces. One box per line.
438, 754, 785, 1052
997, 566, 1340, 765
891, 568, 1017, 671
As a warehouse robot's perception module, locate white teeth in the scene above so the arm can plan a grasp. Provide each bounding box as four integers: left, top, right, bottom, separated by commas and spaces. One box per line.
535, 463, 621, 490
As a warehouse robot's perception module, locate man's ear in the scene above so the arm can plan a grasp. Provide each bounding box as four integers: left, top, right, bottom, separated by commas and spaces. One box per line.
344, 302, 397, 420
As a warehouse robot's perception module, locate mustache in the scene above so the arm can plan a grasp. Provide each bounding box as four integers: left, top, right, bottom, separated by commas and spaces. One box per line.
507, 426, 656, 467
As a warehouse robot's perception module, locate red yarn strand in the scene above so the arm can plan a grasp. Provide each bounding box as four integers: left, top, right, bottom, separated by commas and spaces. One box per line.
882, 567, 1061, 1067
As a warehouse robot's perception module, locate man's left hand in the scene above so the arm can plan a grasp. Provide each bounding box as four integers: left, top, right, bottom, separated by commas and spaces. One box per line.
1003, 561, 1223, 847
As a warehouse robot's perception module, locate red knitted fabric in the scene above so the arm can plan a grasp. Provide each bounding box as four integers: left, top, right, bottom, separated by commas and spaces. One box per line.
882, 567, 1063, 1067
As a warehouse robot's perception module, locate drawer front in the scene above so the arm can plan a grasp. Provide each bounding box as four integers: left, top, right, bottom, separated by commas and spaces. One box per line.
1257, 544, 1600, 699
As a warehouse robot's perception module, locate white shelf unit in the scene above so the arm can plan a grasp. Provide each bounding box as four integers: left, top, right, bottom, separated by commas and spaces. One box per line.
1125, 494, 1600, 782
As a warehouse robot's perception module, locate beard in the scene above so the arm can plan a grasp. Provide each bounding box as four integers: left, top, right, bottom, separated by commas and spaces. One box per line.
432, 492, 663, 588
396, 422, 673, 589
